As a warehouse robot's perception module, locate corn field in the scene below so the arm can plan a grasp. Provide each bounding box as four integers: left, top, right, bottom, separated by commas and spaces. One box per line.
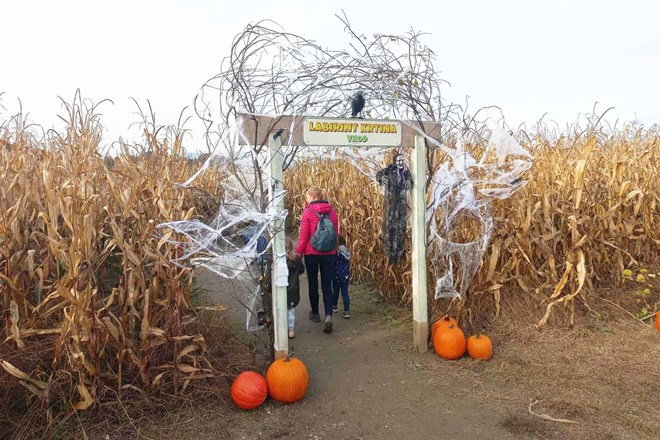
1, 96, 658, 426
0, 99, 224, 423
285, 131, 660, 325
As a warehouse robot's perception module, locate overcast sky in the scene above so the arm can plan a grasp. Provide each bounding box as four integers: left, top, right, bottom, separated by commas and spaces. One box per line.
2, 0, 659, 151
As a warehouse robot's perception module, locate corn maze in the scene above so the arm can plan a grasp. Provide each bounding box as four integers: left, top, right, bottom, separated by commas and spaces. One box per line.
1, 98, 659, 436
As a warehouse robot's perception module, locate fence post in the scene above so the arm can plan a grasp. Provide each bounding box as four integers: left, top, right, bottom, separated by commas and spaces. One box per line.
411, 135, 428, 352
269, 134, 288, 359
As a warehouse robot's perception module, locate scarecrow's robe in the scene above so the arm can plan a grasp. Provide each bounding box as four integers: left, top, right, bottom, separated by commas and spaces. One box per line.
376, 163, 413, 264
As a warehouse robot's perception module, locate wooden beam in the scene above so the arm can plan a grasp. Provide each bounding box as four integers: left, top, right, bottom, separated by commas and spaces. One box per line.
236, 113, 442, 147
411, 135, 428, 353
268, 134, 288, 360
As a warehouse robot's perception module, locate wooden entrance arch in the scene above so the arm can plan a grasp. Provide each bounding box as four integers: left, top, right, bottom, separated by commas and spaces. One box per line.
237, 113, 442, 359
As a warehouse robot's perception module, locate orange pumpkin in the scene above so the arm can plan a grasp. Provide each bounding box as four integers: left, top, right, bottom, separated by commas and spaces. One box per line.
231, 371, 268, 410
467, 333, 493, 360
433, 324, 466, 360
266, 354, 308, 403
431, 315, 459, 339
655, 312, 660, 332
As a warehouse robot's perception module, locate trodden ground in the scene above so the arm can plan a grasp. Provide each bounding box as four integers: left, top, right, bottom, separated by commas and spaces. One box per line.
175, 269, 511, 440
117, 268, 659, 440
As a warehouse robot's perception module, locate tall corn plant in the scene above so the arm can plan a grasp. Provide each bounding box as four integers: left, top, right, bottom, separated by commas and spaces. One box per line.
0, 93, 221, 418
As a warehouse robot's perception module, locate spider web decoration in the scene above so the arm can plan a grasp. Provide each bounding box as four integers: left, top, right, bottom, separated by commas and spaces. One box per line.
158, 17, 532, 332
421, 119, 532, 299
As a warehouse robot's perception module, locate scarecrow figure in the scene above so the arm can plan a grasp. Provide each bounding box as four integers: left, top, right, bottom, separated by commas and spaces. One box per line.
376, 153, 413, 264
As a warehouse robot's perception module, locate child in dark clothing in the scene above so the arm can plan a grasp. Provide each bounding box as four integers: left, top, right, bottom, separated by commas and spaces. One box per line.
332, 235, 351, 318
286, 237, 305, 338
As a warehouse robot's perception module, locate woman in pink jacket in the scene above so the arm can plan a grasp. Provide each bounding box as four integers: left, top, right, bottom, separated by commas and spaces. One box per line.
294, 186, 339, 333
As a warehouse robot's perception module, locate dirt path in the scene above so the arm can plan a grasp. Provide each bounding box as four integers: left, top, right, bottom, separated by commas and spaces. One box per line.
2, 262, 656, 438
91, 268, 660, 440
194, 269, 512, 440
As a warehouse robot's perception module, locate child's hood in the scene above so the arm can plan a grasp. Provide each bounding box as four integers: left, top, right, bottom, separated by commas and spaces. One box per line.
338, 244, 351, 260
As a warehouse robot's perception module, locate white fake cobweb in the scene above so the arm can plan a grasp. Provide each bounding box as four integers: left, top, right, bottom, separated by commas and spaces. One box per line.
420, 118, 532, 299
159, 117, 289, 331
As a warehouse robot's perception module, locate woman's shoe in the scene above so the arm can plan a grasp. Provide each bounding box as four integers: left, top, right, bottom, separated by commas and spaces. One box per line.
342, 311, 350, 319
288, 330, 295, 339
323, 316, 333, 333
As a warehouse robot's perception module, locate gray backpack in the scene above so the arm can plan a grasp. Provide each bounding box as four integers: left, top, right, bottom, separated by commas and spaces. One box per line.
311, 211, 337, 252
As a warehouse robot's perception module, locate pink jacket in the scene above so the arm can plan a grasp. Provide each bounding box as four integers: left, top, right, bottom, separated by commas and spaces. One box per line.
296, 201, 339, 256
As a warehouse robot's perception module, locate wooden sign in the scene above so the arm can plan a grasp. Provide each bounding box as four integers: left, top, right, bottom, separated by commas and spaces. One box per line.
236, 113, 442, 147
303, 117, 402, 147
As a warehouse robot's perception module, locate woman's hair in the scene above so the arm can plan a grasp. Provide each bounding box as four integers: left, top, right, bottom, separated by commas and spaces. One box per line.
285, 237, 294, 251
337, 234, 346, 246
306, 186, 324, 200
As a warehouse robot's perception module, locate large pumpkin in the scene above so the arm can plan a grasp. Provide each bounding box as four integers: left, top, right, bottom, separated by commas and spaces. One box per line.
266, 354, 308, 403
432, 315, 459, 339
433, 324, 466, 360
655, 312, 660, 332
467, 333, 493, 360
231, 371, 268, 410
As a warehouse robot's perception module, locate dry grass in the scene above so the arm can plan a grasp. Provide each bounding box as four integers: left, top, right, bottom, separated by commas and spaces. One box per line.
0, 311, 261, 440
419, 285, 660, 440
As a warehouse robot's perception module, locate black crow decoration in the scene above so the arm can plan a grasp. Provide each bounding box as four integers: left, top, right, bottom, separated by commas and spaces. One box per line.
350, 91, 365, 118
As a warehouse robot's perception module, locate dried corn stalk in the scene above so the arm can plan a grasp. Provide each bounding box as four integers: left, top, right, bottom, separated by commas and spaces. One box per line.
1, 94, 224, 413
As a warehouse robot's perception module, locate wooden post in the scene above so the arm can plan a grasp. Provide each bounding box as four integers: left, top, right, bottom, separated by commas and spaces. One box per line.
268, 134, 288, 360
411, 135, 428, 352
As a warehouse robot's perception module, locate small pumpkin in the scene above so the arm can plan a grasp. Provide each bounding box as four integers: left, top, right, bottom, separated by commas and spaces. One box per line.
231, 371, 268, 410
431, 315, 459, 339
266, 353, 308, 403
655, 312, 660, 332
433, 324, 466, 360
467, 333, 493, 360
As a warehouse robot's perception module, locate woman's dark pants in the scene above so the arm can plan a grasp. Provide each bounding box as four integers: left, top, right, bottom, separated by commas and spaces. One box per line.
304, 254, 336, 317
